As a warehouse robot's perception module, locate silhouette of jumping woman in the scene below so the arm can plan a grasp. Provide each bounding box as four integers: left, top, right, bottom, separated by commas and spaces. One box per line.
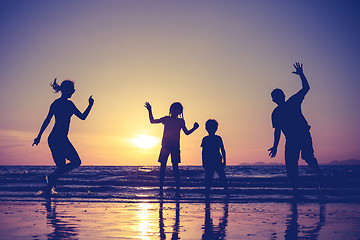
268, 63, 322, 191
33, 78, 94, 196
201, 119, 228, 193
145, 102, 199, 197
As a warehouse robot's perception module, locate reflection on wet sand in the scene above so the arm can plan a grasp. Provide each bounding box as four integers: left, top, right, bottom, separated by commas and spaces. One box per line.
1, 199, 359, 239
285, 200, 326, 240
44, 200, 79, 239
202, 198, 229, 239
159, 200, 180, 239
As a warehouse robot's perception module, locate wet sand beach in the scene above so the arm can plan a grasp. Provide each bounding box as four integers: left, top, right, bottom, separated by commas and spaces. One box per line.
1, 200, 360, 239
1, 165, 360, 239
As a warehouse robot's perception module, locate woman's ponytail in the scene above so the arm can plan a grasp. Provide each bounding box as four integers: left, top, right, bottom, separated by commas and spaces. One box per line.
50, 78, 61, 93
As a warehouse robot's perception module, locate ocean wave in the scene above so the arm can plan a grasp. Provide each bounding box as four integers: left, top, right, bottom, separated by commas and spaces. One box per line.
0, 166, 359, 202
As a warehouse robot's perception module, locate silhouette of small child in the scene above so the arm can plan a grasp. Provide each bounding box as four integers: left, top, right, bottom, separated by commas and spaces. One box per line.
145, 102, 199, 197
201, 119, 228, 193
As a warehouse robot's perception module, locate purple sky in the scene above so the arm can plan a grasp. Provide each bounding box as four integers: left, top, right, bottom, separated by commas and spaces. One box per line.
0, 1, 359, 165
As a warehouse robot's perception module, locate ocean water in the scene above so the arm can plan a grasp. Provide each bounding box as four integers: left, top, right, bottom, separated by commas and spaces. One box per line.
0, 165, 359, 203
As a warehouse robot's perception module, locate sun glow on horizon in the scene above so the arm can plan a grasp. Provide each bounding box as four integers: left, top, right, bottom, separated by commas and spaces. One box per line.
131, 135, 160, 149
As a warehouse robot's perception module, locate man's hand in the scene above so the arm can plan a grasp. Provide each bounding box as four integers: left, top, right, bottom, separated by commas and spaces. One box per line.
292, 62, 304, 75
268, 146, 277, 158
193, 122, 199, 129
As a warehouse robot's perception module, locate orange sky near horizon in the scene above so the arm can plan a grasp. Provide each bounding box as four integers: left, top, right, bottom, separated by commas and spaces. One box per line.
0, 1, 359, 166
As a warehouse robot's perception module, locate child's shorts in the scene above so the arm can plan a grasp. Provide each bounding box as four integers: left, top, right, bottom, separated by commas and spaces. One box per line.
158, 146, 181, 164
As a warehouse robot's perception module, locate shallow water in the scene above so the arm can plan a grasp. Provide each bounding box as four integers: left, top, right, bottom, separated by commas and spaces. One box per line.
0, 165, 359, 202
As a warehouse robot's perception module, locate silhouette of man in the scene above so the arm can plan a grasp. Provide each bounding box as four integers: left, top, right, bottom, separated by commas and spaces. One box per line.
268, 63, 322, 191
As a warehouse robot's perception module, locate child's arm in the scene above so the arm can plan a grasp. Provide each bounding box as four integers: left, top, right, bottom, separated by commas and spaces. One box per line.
220, 137, 226, 167
201, 139, 206, 168
221, 146, 226, 167
202, 148, 206, 168
32, 104, 54, 146
144, 102, 162, 124
182, 122, 199, 135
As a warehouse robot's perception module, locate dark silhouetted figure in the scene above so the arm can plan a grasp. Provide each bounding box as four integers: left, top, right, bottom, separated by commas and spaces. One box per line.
268, 63, 322, 191
201, 119, 228, 193
33, 78, 94, 196
145, 102, 199, 197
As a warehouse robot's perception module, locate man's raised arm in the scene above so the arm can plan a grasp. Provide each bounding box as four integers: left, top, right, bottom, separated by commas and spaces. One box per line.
292, 62, 310, 96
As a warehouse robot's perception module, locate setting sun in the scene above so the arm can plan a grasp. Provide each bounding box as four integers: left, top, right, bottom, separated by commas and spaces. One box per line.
131, 135, 159, 149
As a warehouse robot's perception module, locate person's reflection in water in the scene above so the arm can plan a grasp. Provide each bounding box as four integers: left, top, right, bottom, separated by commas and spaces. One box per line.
202, 197, 229, 239
172, 201, 180, 240
284, 202, 298, 239
303, 203, 326, 239
44, 199, 78, 239
159, 200, 180, 240
285, 200, 326, 240
159, 201, 166, 240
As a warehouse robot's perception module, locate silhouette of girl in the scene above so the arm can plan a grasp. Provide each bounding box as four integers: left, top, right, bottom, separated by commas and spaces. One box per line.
33, 78, 94, 195
145, 102, 199, 197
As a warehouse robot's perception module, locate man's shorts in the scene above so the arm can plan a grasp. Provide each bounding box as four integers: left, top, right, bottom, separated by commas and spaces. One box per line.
285, 131, 315, 161
158, 146, 181, 164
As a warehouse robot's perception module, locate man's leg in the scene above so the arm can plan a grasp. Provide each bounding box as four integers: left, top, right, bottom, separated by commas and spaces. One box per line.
301, 132, 322, 187
303, 155, 321, 176
285, 140, 301, 191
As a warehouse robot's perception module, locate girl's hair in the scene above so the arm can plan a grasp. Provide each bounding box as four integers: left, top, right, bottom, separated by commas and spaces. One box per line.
50, 79, 74, 93
169, 102, 183, 118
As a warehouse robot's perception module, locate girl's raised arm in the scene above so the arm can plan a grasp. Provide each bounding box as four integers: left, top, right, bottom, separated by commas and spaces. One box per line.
145, 102, 162, 124
182, 121, 199, 135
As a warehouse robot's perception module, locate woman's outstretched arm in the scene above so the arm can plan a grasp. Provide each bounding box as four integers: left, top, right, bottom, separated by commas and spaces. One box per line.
73, 96, 94, 120
32, 104, 54, 146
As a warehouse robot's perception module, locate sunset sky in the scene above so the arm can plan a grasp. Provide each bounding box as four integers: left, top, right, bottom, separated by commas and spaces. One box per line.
0, 1, 359, 166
